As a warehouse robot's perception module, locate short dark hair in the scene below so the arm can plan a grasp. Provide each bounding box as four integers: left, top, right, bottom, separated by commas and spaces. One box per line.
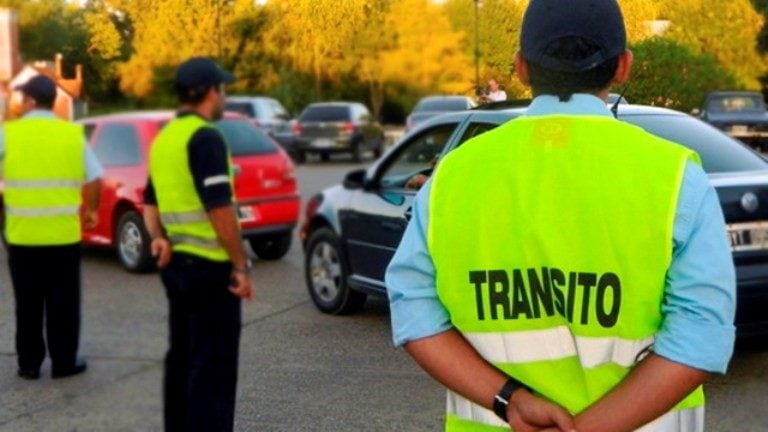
526, 36, 619, 102
176, 84, 215, 105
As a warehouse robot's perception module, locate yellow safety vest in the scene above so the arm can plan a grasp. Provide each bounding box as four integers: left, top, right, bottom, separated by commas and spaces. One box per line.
3, 118, 85, 245
428, 115, 705, 432
148, 115, 232, 262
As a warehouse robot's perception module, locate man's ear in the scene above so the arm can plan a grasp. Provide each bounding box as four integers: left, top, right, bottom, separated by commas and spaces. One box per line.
612, 50, 633, 86
514, 52, 530, 86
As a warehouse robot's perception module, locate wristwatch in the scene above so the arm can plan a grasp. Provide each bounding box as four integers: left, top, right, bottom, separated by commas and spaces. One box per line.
492, 378, 531, 423
232, 259, 253, 274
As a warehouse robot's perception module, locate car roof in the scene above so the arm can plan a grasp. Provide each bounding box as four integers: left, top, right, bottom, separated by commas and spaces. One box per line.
79, 110, 176, 123
305, 101, 360, 108
226, 95, 279, 102
408, 103, 689, 134
79, 110, 249, 123
706, 91, 764, 97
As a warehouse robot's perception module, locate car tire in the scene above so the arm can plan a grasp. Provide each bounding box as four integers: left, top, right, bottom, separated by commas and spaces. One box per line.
116, 211, 154, 273
248, 232, 292, 260
373, 138, 385, 158
294, 150, 306, 164
352, 142, 365, 162
305, 227, 366, 315
320, 152, 331, 162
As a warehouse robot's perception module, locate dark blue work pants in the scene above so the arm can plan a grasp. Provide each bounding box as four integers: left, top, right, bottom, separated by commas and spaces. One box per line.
8, 243, 81, 373
160, 253, 242, 432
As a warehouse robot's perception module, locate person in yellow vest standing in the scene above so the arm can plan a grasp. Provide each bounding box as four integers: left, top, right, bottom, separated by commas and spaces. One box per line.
386, 1, 736, 431
1, 75, 102, 380
142, 57, 253, 432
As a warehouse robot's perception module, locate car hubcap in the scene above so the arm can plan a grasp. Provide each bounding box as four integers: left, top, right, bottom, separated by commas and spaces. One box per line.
119, 222, 142, 267
309, 242, 342, 302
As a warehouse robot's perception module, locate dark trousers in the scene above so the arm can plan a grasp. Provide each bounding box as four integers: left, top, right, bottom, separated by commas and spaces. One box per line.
8, 243, 82, 372
160, 253, 242, 432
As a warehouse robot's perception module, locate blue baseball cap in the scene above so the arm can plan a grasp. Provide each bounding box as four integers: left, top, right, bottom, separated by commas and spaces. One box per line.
14, 75, 57, 104
520, 0, 627, 72
174, 57, 235, 98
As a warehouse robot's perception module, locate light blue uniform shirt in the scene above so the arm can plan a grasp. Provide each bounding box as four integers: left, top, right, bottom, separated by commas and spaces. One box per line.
0, 110, 103, 181
386, 94, 736, 374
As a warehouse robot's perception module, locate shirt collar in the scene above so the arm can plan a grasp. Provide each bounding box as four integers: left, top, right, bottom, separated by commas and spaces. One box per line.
525, 94, 614, 118
22, 109, 57, 119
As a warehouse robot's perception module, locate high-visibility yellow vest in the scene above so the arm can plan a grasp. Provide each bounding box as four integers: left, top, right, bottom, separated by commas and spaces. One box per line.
148, 115, 232, 262
428, 115, 705, 432
3, 118, 85, 245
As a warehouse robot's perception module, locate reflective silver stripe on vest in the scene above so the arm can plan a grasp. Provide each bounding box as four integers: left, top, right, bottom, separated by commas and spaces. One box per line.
464, 327, 655, 368
160, 210, 208, 224
4, 179, 83, 189
168, 234, 222, 250
447, 390, 704, 432
203, 175, 230, 187
446, 390, 508, 428
4, 205, 80, 217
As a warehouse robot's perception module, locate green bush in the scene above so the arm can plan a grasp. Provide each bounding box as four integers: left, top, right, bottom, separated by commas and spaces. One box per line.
623, 37, 739, 112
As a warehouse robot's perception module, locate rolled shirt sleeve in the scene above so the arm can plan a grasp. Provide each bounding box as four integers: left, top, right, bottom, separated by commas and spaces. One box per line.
385, 179, 452, 347
655, 161, 736, 373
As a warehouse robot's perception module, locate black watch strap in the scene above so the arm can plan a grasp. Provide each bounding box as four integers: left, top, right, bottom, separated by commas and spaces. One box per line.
492, 378, 530, 423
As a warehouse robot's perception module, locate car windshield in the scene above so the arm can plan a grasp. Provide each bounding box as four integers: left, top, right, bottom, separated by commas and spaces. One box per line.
299, 106, 350, 122
216, 119, 277, 156
415, 98, 468, 112
623, 114, 768, 173
706, 95, 765, 113
224, 101, 255, 117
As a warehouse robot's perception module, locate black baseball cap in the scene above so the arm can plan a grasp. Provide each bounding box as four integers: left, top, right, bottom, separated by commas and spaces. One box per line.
174, 57, 235, 97
14, 75, 57, 105
520, 0, 626, 72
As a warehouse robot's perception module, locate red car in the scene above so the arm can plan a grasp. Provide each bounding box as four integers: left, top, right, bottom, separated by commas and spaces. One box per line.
67, 110, 299, 272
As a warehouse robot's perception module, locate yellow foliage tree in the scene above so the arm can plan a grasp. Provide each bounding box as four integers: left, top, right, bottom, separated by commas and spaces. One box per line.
260, 0, 369, 98
96, 0, 260, 99
660, 0, 765, 89
378, 0, 473, 96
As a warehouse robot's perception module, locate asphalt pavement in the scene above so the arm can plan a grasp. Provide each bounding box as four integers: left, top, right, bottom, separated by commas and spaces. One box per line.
0, 159, 766, 431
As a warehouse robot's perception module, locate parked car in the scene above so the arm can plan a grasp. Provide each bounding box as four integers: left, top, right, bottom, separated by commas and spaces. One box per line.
292, 102, 385, 163
301, 104, 768, 340
405, 95, 476, 131
224, 95, 298, 158
0, 111, 300, 272
699, 91, 768, 151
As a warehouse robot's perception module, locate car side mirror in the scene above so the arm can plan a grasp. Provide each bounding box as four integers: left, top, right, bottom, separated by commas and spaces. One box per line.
343, 169, 372, 190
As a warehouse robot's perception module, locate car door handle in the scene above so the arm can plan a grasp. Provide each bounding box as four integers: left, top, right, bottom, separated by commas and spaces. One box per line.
404, 206, 413, 221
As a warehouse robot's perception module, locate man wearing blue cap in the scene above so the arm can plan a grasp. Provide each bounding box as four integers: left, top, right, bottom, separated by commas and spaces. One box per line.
386, 0, 735, 431
143, 57, 253, 431
1, 74, 102, 380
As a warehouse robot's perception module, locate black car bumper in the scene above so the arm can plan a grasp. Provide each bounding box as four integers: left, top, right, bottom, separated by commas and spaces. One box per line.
735, 262, 768, 338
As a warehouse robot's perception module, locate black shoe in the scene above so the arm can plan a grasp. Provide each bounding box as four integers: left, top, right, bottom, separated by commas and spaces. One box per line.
52, 359, 87, 379
17, 369, 40, 380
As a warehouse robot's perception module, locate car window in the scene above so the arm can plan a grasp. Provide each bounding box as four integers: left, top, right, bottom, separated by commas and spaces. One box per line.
624, 114, 768, 173
415, 98, 470, 112
299, 106, 350, 122
268, 100, 289, 119
458, 122, 500, 145
380, 124, 458, 189
225, 101, 256, 118
216, 119, 278, 156
92, 123, 142, 167
706, 94, 765, 113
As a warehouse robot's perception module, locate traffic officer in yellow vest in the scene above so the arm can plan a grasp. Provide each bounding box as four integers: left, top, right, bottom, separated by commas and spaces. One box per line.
142, 57, 253, 432
386, 1, 736, 431
1, 75, 102, 380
